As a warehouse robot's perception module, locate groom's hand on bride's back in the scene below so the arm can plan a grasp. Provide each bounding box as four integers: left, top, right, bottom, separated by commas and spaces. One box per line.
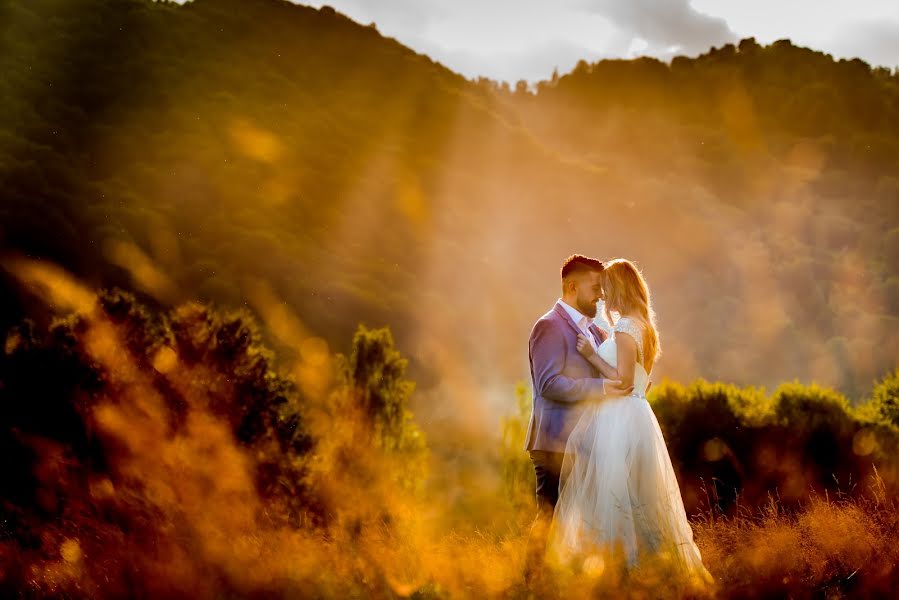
602, 379, 634, 397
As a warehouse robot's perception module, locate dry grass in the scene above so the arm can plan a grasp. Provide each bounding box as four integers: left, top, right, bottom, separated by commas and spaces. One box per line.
692, 478, 899, 599
5, 452, 899, 599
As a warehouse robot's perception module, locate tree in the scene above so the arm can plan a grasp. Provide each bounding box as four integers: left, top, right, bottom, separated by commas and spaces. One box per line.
868, 369, 899, 426
738, 37, 761, 54
340, 325, 426, 457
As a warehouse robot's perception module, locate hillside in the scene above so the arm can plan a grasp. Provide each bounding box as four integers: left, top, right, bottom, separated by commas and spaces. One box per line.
1, 0, 897, 439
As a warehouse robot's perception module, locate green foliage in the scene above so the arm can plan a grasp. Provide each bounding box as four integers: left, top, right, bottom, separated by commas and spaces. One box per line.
0, 288, 436, 553
650, 378, 899, 513
337, 324, 428, 490
0, 285, 442, 597
164, 297, 318, 500
341, 325, 421, 449
0, 288, 322, 530
865, 369, 899, 427
499, 381, 534, 512
772, 381, 853, 425
503, 375, 899, 518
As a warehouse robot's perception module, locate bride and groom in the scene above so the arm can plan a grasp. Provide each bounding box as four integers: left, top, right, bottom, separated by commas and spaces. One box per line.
525, 254, 713, 584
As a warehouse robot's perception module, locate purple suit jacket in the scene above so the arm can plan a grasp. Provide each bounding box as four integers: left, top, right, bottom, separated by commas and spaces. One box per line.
525, 301, 610, 453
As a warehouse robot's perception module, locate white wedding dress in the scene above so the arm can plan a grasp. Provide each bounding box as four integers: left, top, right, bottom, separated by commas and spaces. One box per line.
548, 317, 713, 582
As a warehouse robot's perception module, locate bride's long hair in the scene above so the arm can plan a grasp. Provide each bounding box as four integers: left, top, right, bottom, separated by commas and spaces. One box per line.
600, 259, 660, 371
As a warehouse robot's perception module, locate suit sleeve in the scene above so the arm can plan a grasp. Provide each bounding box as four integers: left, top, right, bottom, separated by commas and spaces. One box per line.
529, 319, 606, 404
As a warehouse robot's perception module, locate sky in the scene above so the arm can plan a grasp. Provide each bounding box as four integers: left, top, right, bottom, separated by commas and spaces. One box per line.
292, 0, 899, 83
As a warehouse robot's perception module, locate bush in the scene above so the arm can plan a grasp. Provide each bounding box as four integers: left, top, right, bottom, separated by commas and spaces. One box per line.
864, 368, 899, 427
503, 377, 899, 518
334, 324, 428, 492
651, 379, 899, 513
0, 283, 429, 597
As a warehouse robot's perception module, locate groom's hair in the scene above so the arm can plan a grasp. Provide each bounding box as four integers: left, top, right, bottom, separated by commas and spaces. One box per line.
561, 254, 604, 281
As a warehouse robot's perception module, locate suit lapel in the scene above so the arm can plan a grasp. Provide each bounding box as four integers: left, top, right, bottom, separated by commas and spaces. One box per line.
554, 302, 609, 344
553, 301, 586, 339
554, 302, 603, 376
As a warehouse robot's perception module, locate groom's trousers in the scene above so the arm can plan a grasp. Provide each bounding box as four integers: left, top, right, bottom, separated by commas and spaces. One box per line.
529, 450, 566, 514
526, 450, 566, 581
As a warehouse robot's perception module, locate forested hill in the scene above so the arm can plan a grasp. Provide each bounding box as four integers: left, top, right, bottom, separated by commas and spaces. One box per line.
1, 0, 897, 431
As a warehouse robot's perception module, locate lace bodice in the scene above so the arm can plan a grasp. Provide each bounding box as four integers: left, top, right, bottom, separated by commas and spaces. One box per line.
597, 316, 650, 397
613, 317, 645, 365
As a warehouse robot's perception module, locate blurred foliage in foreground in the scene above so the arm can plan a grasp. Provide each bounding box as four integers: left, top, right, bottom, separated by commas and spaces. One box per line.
0, 267, 430, 597
1, 262, 898, 598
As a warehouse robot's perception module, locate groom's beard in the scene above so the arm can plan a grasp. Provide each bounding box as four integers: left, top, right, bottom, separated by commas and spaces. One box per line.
578, 299, 598, 318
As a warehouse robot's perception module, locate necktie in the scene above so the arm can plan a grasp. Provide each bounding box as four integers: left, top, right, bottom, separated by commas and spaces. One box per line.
587, 326, 601, 348
582, 320, 600, 352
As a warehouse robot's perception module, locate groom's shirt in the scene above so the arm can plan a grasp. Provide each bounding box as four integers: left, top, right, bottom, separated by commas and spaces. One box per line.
559, 299, 601, 353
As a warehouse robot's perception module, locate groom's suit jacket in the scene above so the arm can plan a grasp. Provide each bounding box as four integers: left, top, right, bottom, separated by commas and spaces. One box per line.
525, 301, 610, 453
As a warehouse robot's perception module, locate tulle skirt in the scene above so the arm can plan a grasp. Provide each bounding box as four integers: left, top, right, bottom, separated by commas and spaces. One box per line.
547, 394, 713, 583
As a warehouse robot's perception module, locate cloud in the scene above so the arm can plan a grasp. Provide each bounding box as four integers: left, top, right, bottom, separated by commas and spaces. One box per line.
305, 0, 621, 82
305, 0, 739, 81
180, 1, 899, 81
582, 0, 738, 55
298, 1, 899, 82
306, 0, 442, 32
830, 20, 899, 68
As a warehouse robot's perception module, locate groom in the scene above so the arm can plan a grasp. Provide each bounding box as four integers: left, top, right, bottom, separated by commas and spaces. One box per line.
524, 255, 632, 567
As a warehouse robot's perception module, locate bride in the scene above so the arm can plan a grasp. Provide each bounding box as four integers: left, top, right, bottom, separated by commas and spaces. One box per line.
546, 258, 713, 584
